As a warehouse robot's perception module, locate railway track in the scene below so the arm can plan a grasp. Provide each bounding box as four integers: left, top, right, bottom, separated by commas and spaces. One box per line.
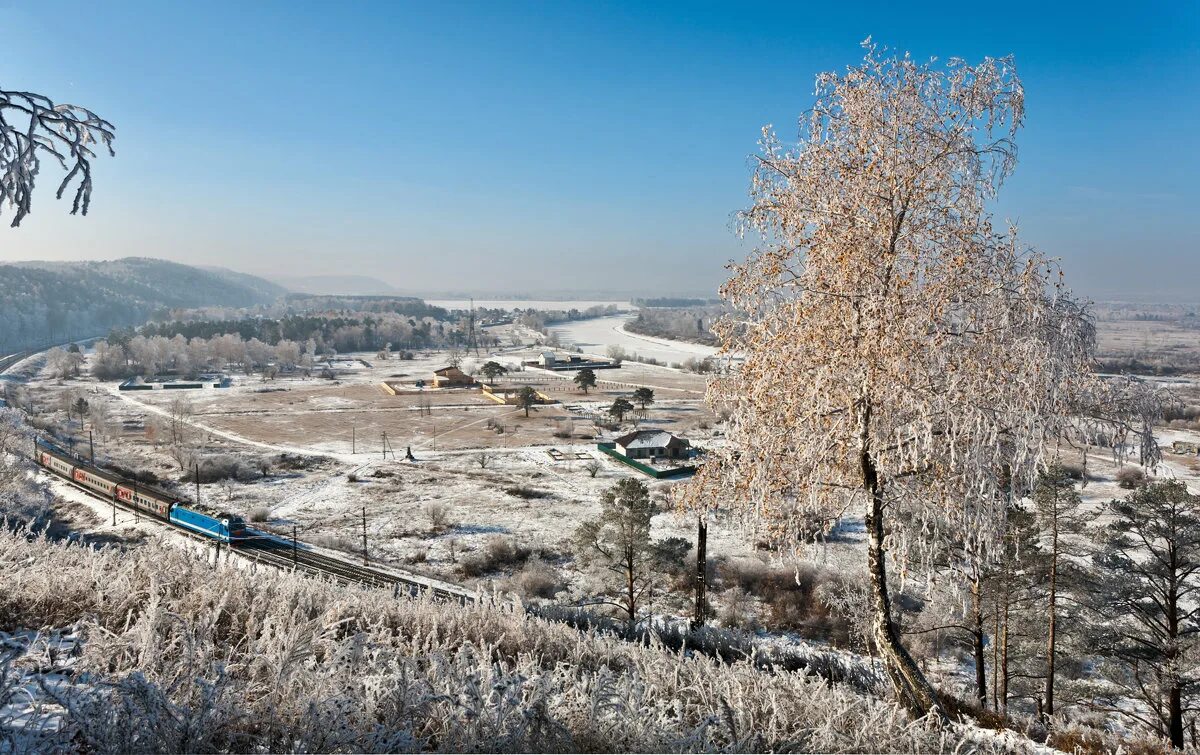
234, 533, 473, 602
0, 351, 28, 375
9, 345, 477, 605
45, 453, 476, 604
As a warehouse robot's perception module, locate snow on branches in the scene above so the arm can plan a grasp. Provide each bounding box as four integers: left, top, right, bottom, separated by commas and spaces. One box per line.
0, 88, 115, 227
681, 42, 1101, 717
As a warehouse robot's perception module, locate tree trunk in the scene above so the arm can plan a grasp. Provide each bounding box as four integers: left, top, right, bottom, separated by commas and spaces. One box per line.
625, 544, 637, 631
1045, 545, 1057, 720
971, 576, 987, 710
1000, 566, 1010, 717
693, 515, 707, 629
992, 593, 1000, 711
858, 399, 944, 720
1170, 684, 1184, 749
865, 473, 945, 720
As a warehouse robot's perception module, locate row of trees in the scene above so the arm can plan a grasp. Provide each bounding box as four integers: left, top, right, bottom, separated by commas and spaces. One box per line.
134, 311, 460, 356
902, 468, 1200, 745
90, 333, 315, 379
625, 308, 720, 346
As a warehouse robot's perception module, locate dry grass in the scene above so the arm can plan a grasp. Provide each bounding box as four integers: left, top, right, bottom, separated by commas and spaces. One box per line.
0, 527, 1026, 753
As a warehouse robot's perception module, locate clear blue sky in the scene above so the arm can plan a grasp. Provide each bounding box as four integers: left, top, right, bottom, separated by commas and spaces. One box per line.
3, 1, 1197, 298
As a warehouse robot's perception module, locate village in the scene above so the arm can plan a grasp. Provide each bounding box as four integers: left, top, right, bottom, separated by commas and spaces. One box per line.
14, 321, 744, 604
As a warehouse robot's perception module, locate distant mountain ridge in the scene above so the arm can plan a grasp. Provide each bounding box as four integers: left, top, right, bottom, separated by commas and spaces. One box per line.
0, 257, 285, 353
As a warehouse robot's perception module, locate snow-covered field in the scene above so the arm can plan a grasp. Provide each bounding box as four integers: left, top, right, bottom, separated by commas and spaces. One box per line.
22, 341, 735, 590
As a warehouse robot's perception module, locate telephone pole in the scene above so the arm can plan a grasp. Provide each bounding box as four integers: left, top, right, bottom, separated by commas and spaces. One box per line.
361, 505, 368, 565
88, 429, 95, 464
195, 462, 201, 506
292, 525, 298, 568
351, 422, 356, 454
693, 514, 708, 629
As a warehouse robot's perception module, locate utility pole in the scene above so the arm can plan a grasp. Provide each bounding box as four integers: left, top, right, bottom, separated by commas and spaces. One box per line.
467, 298, 480, 355
292, 525, 298, 568
352, 423, 356, 454
88, 429, 94, 464
111, 491, 117, 527
693, 514, 708, 629
381, 432, 395, 461
195, 462, 201, 507
361, 505, 368, 565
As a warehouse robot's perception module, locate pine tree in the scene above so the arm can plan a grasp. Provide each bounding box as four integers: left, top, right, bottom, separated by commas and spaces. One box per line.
1093, 481, 1200, 748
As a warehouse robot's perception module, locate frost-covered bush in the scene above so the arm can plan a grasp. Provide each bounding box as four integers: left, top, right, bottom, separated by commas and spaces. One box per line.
185, 454, 263, 483
509, 556, 566, 599
0, 527, 1034, 752
1115, 465, 1148, 489
458, 535, 530, 577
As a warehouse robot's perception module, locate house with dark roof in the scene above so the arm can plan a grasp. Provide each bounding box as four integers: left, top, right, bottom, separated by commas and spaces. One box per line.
613, 429, 690, 460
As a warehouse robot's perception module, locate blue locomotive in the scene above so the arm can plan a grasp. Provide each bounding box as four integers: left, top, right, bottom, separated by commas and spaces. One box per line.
36, 440, 247, 542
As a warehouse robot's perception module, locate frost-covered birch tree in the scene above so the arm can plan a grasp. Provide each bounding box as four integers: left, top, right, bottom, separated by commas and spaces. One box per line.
1, 88, 115, 227
685, 42, 1096, 719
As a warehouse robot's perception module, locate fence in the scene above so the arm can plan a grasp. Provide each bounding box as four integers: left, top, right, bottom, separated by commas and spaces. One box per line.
597, 442, 695, 479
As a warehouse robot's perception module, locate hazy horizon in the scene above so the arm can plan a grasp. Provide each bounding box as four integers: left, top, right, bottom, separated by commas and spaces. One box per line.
3, 1, 1197, 299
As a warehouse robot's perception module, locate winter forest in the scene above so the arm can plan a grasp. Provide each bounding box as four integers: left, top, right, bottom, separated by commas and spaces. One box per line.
4, 16, 1200, 755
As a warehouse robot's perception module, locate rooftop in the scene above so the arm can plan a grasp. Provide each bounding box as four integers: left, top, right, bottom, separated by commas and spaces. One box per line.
614, 429, 685, 450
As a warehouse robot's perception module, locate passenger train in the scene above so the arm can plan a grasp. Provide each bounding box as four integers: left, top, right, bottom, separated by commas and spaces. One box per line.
35, 439, 247, 542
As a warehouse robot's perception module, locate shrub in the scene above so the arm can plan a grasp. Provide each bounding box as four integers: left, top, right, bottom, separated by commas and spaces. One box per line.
459, 535, 531, 577
1059, 460, 1087, 480
1116, 465, 1148, 489
183, 455, 261, 484
508, 556, 566, 599
505, 485, 551, 500
424, 501, 453, 532
716, 587, 762, 631
248, 507, 271, 523
717, 558, 852, 645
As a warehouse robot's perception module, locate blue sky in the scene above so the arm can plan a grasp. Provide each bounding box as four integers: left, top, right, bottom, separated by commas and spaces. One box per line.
2, 1, 1197, 297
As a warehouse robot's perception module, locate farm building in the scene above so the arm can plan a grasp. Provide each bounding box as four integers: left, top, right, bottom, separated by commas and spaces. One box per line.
533, 352, 619, 371
613, 429, 690, 460
432, 366, 475, 387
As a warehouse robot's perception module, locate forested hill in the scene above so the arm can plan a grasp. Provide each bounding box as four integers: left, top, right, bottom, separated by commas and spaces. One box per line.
0, 257, 286, 354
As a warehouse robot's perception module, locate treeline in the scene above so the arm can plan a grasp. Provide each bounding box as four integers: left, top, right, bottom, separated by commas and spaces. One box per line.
626, 307, 719, 346
632, 297, 720, 308
0, 258, 284, 354
91, 312, 462, 379
280, 294, 449, 320
138, 312, 450, 352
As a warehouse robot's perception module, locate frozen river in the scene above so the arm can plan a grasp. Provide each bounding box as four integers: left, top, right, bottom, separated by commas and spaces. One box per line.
550, 314, 721, 365
428, 299, 634, 312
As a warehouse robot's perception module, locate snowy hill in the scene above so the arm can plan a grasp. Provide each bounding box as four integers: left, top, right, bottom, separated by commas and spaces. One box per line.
0, 257, 285, 353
